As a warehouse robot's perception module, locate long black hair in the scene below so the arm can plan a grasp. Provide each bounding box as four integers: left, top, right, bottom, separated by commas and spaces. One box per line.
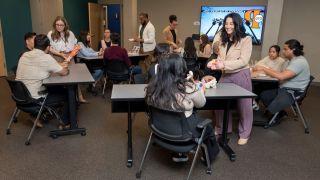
183, 37, 197, 58
78, 30, 90, 48
199, 34, 209, 52
146, 54, 189, 111
285, 39, 304, 56
220, 13, 247, 46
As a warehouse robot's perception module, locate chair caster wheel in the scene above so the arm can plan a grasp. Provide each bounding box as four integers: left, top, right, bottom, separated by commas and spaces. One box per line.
50, 134, 58, 139
25, 141, 30, 145
136, 171, 141, 178
81, 132, 86, 136
264, 125, 269, 129
206, 169, 212, 175
6, 129, 11, 135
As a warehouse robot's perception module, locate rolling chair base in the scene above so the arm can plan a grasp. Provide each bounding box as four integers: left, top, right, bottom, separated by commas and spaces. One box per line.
49, 128, 86, 138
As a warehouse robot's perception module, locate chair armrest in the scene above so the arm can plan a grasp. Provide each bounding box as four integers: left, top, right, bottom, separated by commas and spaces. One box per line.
197, 119, 212, 129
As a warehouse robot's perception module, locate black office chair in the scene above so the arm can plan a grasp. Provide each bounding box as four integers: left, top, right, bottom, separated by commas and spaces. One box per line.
102, 59, 132, 95
265, 75, 315, 133
183, 56, 199, 73
6, 78, 61, 145
136, 107, 214, 180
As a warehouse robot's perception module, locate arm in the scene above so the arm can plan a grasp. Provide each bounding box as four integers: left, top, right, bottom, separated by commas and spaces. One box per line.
255, 66, 296, 81
65, 31, 77, 52
123, 49, 132, 67
162, 28, 177, 47
203, 44, 212, 58
143, 25, 155, 44
78, 42, 99, 57
191, 89, 206, 108
223, 36, 252, 70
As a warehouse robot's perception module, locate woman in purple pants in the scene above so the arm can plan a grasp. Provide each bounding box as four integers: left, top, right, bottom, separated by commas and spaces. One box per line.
207, 13, 253, 145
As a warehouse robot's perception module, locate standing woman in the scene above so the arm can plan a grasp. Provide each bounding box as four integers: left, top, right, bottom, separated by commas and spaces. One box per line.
208, 13, 253, 145
47, 16, 77, 61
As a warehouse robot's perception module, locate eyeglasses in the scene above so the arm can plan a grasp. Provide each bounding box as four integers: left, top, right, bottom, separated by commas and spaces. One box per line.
55, 24, 65, 27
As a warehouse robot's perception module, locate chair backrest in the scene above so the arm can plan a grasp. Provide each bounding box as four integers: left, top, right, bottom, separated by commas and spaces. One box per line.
105, 59, 129, 74
148, 106, 193, 142
105, 59, 130, 81
297, 75, 315, 102
6, 77, 35, 105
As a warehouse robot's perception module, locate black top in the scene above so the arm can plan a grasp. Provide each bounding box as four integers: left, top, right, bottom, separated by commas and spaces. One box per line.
226, 40, 233, 54
98, 40, 111, 50
170, 29, 177, 44
140, 25, 146, 48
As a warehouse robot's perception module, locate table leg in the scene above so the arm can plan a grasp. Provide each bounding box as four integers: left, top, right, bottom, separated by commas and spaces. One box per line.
49, 85, 86, 138
127, 101, 133, 167
218, 100, 236, 161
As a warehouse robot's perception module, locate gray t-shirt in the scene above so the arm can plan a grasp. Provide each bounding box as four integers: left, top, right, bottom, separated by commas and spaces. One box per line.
280, 55, 310, 90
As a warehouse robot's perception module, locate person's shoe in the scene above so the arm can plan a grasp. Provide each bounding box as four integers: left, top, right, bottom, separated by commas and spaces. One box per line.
252, 100, 260, 111
238, 138, 249, 145
172, 153, 189, 162
58, 124, 71, 130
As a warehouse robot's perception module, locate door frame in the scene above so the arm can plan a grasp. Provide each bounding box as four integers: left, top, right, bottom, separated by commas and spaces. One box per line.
0, 19, 7, 76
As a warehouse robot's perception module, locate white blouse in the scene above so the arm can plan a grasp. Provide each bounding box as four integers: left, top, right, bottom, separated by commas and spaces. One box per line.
47, 30, 77, 53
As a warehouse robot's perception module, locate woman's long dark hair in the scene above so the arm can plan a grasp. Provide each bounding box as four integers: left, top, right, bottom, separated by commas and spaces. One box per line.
199, 34, 209, 52
78, 30, 90, 48
220, 13, 247, 46
146, 54, 189, 111
183, 37, 197, 58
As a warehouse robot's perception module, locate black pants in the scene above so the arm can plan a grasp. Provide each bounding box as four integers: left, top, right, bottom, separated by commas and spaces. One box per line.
185, 113, 219, 162
45, 86, 69, 125
260, 88, 303, 114
252, 81, 279, 101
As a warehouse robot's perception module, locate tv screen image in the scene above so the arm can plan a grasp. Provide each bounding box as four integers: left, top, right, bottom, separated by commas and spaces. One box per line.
200, 6, 266, 44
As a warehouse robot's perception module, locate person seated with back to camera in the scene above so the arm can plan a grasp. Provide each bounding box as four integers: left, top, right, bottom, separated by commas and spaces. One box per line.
103, 33, 142, 75
16, 34, 70, 129
146, 53, 219, 163
78, 30, 104, 94
251, 45, 287, 110
253, 39, 310, 124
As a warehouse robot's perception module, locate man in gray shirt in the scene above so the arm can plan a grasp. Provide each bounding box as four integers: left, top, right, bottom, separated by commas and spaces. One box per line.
253, 39, 310, 121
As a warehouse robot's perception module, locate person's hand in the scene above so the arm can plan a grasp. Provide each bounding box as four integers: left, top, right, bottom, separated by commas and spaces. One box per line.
202, 75, 215, 83
60, 53, 68, 60
59, 61, 69, 68
177, 39, 182, 45
171, 43, 178, 49
133, 38, 143, 42
253, 65, 265, 72
98, 48, 104, 56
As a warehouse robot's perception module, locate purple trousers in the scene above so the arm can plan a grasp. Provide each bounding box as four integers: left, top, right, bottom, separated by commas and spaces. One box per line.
215, 69, 253, 139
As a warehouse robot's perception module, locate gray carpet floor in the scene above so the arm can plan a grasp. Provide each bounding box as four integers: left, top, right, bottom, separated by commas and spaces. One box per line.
0, 77, 319, 180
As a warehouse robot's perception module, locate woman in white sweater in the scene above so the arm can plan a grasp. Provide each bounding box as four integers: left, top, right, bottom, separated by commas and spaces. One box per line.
146, 54, 219, 163
253, 45, 287, 76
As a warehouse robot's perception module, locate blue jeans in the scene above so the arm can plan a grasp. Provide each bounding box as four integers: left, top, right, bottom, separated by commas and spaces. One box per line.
130, 66, 142, 75
91, 69, 103, 81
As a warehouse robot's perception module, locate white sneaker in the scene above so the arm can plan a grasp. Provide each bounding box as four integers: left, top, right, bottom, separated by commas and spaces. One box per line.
252, 100, 260, 111
238, 138, 249, 145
